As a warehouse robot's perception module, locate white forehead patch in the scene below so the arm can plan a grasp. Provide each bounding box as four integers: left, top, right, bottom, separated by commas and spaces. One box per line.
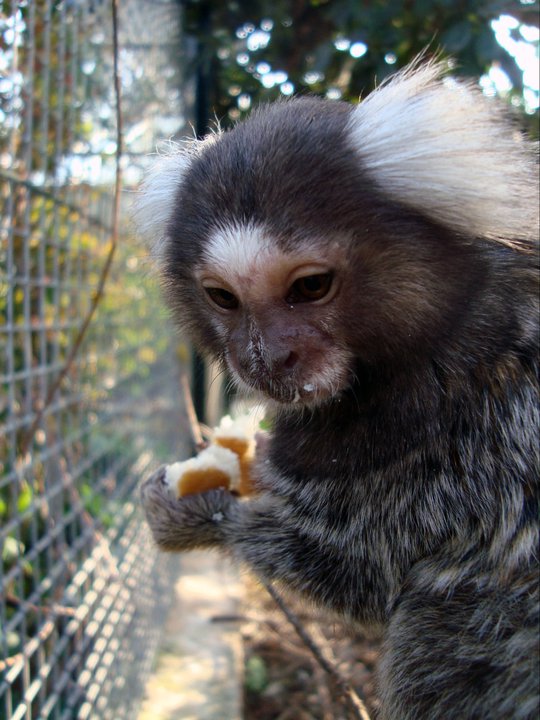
202, 223, 280, 281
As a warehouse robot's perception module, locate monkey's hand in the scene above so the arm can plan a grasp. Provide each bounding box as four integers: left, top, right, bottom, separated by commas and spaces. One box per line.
140, 465, 239, 551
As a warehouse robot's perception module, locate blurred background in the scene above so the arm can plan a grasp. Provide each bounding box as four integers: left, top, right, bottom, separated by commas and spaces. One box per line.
1, 1, 538, 718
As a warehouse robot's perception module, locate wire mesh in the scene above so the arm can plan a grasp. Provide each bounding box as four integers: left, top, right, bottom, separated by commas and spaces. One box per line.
1, 1, 192, 717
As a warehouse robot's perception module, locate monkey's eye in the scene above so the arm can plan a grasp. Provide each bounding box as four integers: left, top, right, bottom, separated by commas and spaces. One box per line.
205, 287, 239, 310
287, 273, 333, 303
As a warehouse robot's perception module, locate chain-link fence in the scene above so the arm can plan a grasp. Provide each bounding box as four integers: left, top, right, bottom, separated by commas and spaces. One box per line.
0, 1, 193, 717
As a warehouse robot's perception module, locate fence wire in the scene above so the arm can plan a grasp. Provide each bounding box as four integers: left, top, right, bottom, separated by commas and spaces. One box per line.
1, 1, 192, 717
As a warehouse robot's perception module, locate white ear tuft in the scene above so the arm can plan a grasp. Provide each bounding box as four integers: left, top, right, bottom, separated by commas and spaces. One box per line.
133, 135, 221, 262
347, 59, 539, 246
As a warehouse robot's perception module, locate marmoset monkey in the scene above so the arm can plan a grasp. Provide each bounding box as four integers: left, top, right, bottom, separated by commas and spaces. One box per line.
135, 61, 539, 719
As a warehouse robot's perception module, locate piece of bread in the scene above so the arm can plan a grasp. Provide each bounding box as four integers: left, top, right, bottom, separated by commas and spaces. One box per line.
165, 444, 240, 498
213, 414, 258, 495
165, 410, 266, 498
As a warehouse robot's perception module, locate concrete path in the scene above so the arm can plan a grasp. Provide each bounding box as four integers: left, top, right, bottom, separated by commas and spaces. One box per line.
138, 551, 244, 720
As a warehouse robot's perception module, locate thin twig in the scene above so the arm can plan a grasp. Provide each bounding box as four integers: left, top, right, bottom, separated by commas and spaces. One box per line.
0, 619, 55, 673
20, 0, 123, 459
6, 593, 77, 618
263, 581, 372, 720
180, 372, 207, 452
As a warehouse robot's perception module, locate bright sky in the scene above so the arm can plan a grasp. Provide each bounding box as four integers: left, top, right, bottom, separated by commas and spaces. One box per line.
485, 14, 539, 113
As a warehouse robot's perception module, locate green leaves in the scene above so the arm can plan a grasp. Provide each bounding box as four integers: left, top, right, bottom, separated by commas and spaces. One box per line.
245, 655, 269, 694
442, 20, 473, 52
16, 484, 33, 514
2, 536, 25, 565
185, 0, 538, 134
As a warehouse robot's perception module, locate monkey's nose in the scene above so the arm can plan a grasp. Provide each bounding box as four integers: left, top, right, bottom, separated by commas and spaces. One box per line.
282, 351, 299, 371
271, 350, 299, 376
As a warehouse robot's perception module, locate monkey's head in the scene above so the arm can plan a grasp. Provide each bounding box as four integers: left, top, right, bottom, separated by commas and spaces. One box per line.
135, 61, 538, 408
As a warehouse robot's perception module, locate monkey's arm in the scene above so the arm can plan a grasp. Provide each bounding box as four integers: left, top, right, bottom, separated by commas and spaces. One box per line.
140, 464, 389, 620
140, 464, 299, 557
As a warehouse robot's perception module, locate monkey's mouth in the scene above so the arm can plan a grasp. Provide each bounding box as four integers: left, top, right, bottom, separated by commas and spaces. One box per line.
267, 382, 318, 405
266, 385, 327, 407
226, 351, 351, 406
233, 371, 336, 407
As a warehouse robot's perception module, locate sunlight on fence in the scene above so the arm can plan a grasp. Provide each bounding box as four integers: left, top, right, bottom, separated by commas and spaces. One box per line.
0, 1, 190, 717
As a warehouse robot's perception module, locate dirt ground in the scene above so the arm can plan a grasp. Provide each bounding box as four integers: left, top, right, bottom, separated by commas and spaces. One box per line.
241, 577, 382, 720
